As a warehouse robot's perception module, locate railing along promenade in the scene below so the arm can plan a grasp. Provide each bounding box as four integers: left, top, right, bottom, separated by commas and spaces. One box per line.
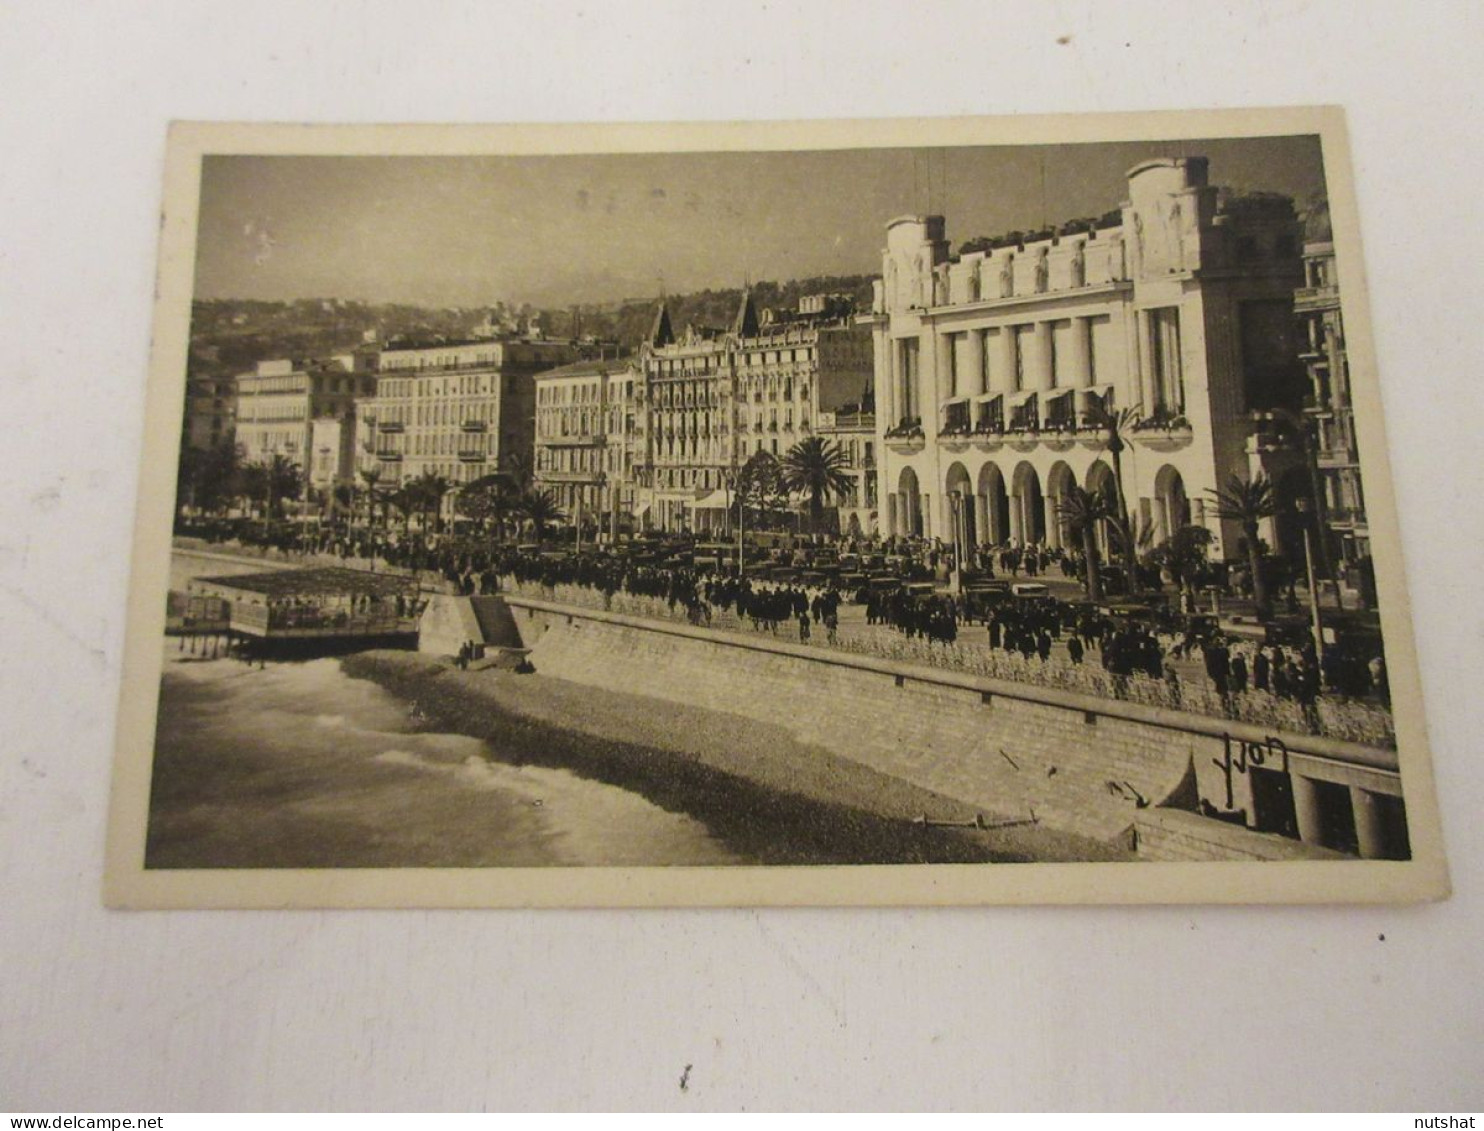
500, 577, 1396, 749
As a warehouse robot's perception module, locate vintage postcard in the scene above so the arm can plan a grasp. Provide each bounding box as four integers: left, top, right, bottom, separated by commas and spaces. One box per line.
105, 109, 1449, 907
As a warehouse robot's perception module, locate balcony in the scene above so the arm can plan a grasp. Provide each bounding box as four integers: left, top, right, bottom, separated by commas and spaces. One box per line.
375, 450, 403, 462
543, 432, 605, 447
884, 420, 925, 454
458, 450, 488, 463
460, 420, 487, 433
378, 421, 405, 433
1294, 283, 1340, 312
1130, 411, 1195, 453
1324, 506, 1367, 530
1316, 446, 1358, 470
538, 470, 602, 484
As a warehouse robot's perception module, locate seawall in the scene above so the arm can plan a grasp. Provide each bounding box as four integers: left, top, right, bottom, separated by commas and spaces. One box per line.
505, 596, 1402, 861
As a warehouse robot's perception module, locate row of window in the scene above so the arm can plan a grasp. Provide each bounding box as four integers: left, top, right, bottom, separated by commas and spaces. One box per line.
535, 379, 635, 406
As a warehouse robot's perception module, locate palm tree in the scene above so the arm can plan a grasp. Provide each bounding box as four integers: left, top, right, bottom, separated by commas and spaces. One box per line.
388, 483, 417, 536
1208, 472, 1279, 619
1148, 524, 1214, 611
1091, 404, 1142, 593
1056, 486, 1118, 601
456, 473, 518, 540
516, 488, 565, 543
265, 453, 303, 521
501, 451, 535, 493
358, 467, 383, 530
408, 471, 454, 534
780, 437, 855, 535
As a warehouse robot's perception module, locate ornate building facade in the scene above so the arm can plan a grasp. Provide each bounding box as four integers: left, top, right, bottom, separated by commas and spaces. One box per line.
1295, 209, 1368, 569
234, 357, 373, 481
636, 292, 875, 531
356, 336, 579, 488
863, 157, 1308, 562
533, 356, 642, 536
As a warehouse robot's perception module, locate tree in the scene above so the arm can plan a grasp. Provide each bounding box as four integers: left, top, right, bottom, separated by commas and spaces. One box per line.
1208, 472, 1279, 619
408, 471, 454, 534
735, 449, 784, 531
457, 473, 518, 539
1146, 524, 1215, 609
780, 436, 855, 535
501, 451, 535, 493
358, 467, 383, 530
387, 483, 418, 535
516, 488, 564, 542
236, 460, 269, 519
176, 439, 241, 516
265, 453, 303, 520
1056, 486, 1118, 602
1089, 404, 1142, 594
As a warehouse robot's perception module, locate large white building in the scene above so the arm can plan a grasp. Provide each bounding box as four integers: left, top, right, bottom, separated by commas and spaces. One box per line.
863, 157, 1307, 562
356, 336, 580, 488
637, 292, 875, 531
234, 357, 373, 480
533, 356, 642, 535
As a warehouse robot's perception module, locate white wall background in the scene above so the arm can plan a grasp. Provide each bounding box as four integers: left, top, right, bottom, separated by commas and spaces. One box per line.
2, 0, 1481, 1112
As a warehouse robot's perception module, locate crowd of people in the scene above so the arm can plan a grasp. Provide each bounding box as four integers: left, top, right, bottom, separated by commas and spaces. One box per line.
178, 516, 1391, 739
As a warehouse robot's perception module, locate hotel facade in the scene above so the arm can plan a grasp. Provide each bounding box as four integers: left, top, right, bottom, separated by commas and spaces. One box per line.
355, 336, 580, 488
863, 157, 1308, 563
637, 293, 875, 531
234, 357, 373, 481
1295, 210, 1369, 571
533, 356, 642, 535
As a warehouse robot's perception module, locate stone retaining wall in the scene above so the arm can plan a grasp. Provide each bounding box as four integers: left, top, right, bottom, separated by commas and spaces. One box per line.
505, 597, 1403, 859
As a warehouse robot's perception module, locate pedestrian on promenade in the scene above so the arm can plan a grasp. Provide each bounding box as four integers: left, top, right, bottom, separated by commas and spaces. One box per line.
798, 613, 811, 643
1066, 634, 1084, 665
1230, 651, 1248, 696
1253, 647, 1270, 693
1369, 653, 1389, 707
824, 609, 838, 644
1163, 656, 1182, 708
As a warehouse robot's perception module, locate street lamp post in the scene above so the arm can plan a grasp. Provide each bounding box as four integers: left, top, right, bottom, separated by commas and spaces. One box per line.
949, 490, 967, 595
1295, 496, 1325, 663
1254, 406, 1342, 611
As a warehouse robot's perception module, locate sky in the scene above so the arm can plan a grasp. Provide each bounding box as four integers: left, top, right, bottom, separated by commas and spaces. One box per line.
193, 135, 1327, 309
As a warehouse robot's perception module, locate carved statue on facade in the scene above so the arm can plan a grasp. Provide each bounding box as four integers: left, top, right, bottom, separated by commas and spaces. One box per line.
1034, 248, 1049, 293
933, 263, 949, 306
999, 255, 1014, 298
1070, 240, 1086, 287
968, 259, 982, 301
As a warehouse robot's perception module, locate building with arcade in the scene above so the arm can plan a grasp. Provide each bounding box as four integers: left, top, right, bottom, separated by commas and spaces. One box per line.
862, 156, 1308, 566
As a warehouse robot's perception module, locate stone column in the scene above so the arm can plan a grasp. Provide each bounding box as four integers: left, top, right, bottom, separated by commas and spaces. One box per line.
942, 493, 957, 547
1009, 488, 1024, 544
1136, 308, 1158, 411
1350, 786, 1390, 860
1069, 316, 1093, 388
876, 329, 896, 426
1290, 773, 1326, 849
1033, 321, 1055, 392
1045, 494, 1062, 550
886, 492, 900, 537
963, 329, 986, 397
992, 327, 1016, 393
920, 492, 933, 539
933, 331, 953, 413
974, 493, 990, 548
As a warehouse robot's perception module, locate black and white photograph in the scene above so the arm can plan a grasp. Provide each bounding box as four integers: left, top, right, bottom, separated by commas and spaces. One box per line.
105, 110, 1447, 906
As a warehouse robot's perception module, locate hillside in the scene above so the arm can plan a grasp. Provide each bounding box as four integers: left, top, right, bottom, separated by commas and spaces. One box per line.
189, 273, 877, 375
